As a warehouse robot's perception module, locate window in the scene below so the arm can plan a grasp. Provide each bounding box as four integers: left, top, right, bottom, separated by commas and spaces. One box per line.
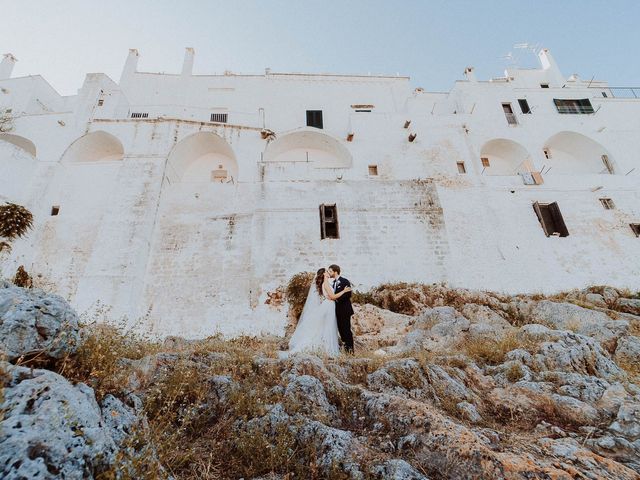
601, 154, 614, 174
540, 83, 549, 89
599, 198, 615, 210
354, 109, 371, 113
481, 157, 490, 168
553, 98, 594, 114
210, 113, 228, 123
368, 165, 378, 176
602, 92, 608, 98
130, 112, 149, 119
319, 204, 339, 239
502, 103, 518, 125
51, 206, 60, 216
543, 148, 551, 159
631, 224, 640, 237
97, 99, 104, 106
533, 202, 569, 237
306, 110, 323, 129
518, 99, 531, 114
457, 161, 466, 174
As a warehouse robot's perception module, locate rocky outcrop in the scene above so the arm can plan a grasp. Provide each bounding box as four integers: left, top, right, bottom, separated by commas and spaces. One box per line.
0, 282, 81, 361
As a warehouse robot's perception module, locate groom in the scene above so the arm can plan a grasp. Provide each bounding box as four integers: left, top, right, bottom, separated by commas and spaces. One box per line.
328, 264, 354, 353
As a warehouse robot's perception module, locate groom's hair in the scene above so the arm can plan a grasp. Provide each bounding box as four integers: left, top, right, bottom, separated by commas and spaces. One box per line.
328, 264, 341, 274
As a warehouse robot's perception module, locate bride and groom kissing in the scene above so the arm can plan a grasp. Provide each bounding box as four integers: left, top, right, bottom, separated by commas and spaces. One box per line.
284, 264, 355, 357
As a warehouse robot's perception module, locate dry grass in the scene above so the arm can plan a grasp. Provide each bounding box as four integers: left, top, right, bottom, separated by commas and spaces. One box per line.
457, 332, 522, 366
285, 271, 315, 320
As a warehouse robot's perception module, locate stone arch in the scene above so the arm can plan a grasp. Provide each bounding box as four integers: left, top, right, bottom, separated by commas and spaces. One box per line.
167, 131, 238, 183
61, 131, 124, 163
0, 133, 37, 157
264, 129, 352, 169
479, 138, 531, 175
542, 131, 615, 174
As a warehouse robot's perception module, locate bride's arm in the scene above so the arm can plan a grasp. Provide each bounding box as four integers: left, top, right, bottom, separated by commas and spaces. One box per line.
323, 279, 351, 300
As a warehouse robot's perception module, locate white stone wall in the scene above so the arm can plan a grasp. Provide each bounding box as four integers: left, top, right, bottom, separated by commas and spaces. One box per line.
1, 48, 639, 338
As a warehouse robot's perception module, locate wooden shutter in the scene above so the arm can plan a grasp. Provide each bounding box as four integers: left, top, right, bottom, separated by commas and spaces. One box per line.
533, 202, 551, 237
549, 202, 569, 237
319, 204, 327, 239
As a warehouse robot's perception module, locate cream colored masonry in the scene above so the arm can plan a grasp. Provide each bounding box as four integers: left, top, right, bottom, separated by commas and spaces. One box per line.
0, 48, 639, 337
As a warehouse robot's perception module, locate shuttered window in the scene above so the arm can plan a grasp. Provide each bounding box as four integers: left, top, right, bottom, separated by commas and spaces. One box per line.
306, 110, 323, 129
533, 202, 569, 237
319, 204, 339, 239
553, 99, 594, 114
131, 112, 149, 118
210, 113, 228, 123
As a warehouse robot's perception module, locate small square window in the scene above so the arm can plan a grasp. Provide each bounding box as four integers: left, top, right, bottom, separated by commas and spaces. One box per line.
97, 99, 104, 106
599, 198, 615, 210
457, 161, 466, 174
481, 157, 490, 168
602, 92, 608, 98
368, 165, 378, 176
306, 110, 323, 129
51, 206, 60, 216
631, 224, 640, 237
543, 148, 551, 159
540, 83, 549, 89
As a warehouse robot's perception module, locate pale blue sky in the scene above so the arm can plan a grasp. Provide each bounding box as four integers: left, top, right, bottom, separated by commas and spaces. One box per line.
3, 0, 640, 95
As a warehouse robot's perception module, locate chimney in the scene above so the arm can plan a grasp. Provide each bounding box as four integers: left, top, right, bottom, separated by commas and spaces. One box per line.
464, 66, 477, 82
0, 53, 17, 80
538, 48, 564, 86
119, 48, 139, 85
181, 47, 195, 76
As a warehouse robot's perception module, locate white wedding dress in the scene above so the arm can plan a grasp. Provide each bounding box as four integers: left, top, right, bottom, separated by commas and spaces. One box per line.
284, 281, 340, 357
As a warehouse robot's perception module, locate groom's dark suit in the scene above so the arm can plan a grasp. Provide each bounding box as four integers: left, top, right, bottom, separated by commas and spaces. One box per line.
333, 276, 354, 353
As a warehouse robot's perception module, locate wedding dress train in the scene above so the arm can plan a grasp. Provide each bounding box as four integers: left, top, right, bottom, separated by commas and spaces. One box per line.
283, 281, 340, 357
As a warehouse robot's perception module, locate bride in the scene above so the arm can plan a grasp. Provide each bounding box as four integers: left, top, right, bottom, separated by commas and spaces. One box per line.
285, 268, 352, 357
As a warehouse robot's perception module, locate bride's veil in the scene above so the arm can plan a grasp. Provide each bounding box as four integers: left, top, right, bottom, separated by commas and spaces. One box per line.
288, 279, 322, 349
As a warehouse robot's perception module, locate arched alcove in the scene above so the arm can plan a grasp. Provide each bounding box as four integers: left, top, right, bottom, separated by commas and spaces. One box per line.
264, 129, 352, 169
61, 131, 124, 163
167, 132, 238, 183
0, 133, 37, 158
479, 138, 531, 175
542, 131, 615, 174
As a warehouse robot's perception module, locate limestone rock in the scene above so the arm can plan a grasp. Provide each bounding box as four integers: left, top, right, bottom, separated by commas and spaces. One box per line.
370, 459, 429, 479
0, 362, 117, 479
615, 336, 640, 367
618, 298, 640, 316
0, 282, 81, 362
284, 374, 336, 418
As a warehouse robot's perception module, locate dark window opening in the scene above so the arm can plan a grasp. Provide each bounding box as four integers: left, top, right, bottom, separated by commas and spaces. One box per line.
533, 202, 569, 237
553, 98, 594, 114
518, 99, 531, 114
543, 148, 551, 159
602, 92, 608, 98
130, 112, 149, 119
368, 165, 378, 176
599, 198, 615, 210
320, 204, 339, 239
97, 99, 104, 106
481, 157, 490, 167
355, 109, 371, 113
210, 113, 228, 123
457, 161, 466, 174
306, 110, 323, 129
540, 83, 549, 88
631, 224, 640, 237
51, 206, 60, 216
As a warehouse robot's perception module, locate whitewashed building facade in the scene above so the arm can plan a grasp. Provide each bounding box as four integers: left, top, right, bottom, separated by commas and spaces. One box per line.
1, 48, 639, 337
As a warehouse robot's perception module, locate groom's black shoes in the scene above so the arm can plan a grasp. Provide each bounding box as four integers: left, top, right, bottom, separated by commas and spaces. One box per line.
334, 276, 355, 353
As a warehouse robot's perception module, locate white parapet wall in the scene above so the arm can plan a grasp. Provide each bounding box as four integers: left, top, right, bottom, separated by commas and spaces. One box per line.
1, 47, 639, 338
